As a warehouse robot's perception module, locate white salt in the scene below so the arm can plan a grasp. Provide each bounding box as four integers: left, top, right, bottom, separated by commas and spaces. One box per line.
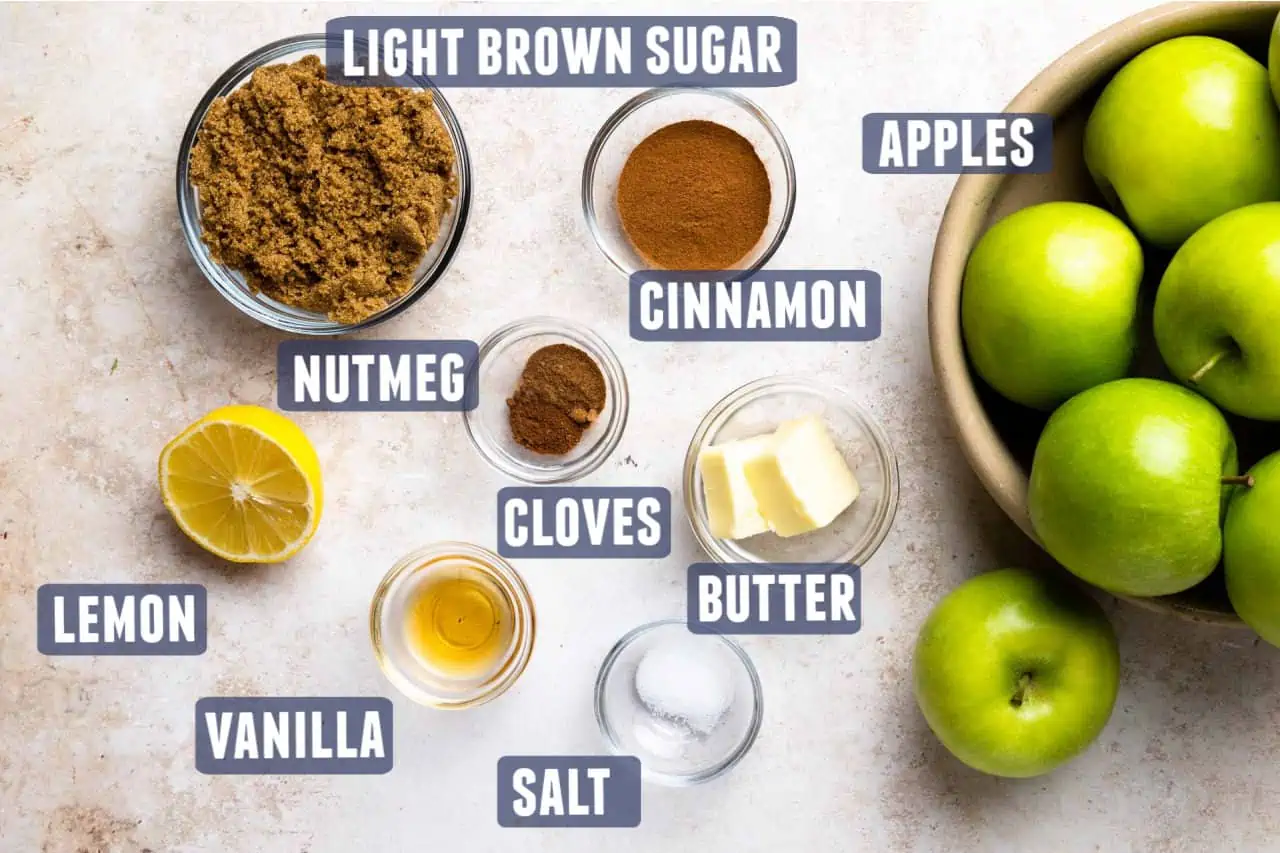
634, 638, 734, 735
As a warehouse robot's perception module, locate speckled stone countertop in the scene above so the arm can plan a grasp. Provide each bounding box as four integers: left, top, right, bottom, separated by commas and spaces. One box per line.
2, 2, 1278, 851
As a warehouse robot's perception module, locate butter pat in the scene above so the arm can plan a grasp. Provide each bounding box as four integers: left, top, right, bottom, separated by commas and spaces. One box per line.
699, 434, 773, 540
743, 415, 860, 537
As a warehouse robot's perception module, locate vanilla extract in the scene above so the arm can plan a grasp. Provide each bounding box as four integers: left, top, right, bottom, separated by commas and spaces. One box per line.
404, 566, 514, 678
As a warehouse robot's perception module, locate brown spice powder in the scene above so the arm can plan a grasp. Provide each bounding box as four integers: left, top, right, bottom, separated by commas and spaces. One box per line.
508, 344, 607, 455
189, 55, 458, 324
615, 120, 771, 270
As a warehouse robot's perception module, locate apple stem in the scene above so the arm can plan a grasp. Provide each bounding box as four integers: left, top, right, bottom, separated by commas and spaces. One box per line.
1009, 672, 1033, 708
1189, 349, 1229, 384
1222, 475, 1255, 488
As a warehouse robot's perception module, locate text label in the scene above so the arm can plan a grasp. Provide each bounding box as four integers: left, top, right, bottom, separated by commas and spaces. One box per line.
326, 16, 796, 88
629, 271, 881, 341
497, 755, 641, 827
498, 487, 671, 559
195, 697, 393, 775
277, 339, 479, 412
862, 113, 1052, 174
688, 563, 861, 634
37, 583, 207, 656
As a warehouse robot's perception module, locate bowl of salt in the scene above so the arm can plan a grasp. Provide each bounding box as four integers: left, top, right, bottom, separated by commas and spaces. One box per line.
594, 619, 763, 786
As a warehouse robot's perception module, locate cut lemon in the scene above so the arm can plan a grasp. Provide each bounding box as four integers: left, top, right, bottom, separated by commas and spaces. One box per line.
158, 405, 323, 563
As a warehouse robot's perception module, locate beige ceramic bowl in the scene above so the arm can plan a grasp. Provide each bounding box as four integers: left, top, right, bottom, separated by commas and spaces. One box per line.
930, 1, 1280, 626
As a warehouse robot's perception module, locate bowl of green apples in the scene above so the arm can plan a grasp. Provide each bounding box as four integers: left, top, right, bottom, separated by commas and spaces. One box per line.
930, 0, 1280, 630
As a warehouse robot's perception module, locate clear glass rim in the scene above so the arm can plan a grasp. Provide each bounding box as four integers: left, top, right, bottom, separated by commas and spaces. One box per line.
580, 86, 798, 277
369, 541, 535, 710
175, 33, 473, 335
593, 618, 764, 787
462, 316, 630, 484
682, 375, 901, 567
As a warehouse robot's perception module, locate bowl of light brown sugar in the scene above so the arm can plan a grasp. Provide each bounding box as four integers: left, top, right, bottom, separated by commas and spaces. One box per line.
581, 87, 796, 276
177, 34, 472, 335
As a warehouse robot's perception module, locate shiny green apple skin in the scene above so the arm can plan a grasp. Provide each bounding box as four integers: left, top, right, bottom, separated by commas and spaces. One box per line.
1270, 11, 1280, 109
1028, 378, 1237, 597
1154, 203, 1280, 421
1084, 36, 1280, 249
914, 568, 1120, 779
1225, 451, 1280, 646
961, 202, 1143, 411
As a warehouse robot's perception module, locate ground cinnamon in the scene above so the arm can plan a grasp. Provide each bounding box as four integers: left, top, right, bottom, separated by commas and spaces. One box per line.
615, 120, 771, 270
189, 55, 457, 324
508, 345, 607, 455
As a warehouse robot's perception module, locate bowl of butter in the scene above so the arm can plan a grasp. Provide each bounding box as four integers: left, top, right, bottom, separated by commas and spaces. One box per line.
683, 376, 900, 567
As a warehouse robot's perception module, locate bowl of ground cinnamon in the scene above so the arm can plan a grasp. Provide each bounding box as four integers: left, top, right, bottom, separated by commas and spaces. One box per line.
463, 317, 629, 484
582, 88, 796, 276
177, 35, 471, 334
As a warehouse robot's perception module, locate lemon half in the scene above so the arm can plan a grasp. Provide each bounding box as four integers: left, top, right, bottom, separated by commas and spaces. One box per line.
159, 405, 322, 563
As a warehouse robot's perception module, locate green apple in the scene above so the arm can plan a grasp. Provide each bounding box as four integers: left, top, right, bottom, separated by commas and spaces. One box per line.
1154, 203, 1280, 421
1270, 11, 1280, 109
1028, 378, 1237, 597
961, 201, 1143, 410
1084, 36, 1280, 249
914, 567, 1120, 778
1225, 451, 1280, 646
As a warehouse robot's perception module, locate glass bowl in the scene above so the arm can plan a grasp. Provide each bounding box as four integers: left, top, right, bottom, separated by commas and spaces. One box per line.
463, 316, 629, 484
176, 34, 472, 335
683, 375, 900, 566
595, 619, 762, 787
582, 87, 796, 276
370, 542, 535, 710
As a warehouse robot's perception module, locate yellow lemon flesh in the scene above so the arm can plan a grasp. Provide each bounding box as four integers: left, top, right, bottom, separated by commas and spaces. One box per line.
158, 405, 322, 563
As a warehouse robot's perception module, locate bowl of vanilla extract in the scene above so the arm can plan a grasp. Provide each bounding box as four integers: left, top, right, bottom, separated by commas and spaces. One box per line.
370, 542, 535, 710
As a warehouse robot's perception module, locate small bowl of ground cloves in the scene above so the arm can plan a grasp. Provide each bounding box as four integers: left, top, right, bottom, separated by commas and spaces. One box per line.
582, 87, 796, 276
463, 316, 629, 484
